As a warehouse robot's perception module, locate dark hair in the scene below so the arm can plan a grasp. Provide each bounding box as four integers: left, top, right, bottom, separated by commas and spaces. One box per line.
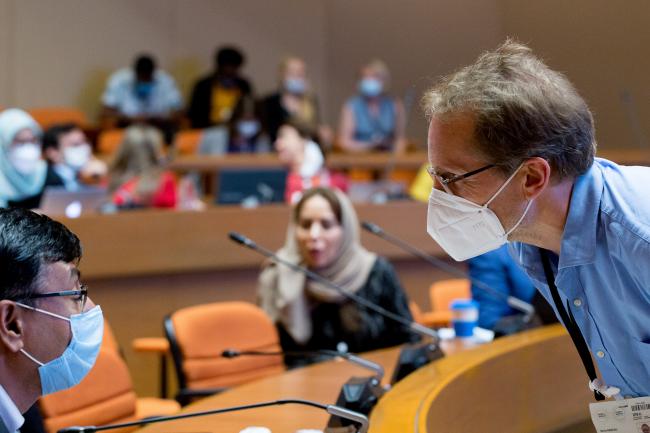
0, 208, 82, 303
134, 55, 156, 77
42, 122, 79, 152
216, 47, 244, 69
293, 187, 342, 224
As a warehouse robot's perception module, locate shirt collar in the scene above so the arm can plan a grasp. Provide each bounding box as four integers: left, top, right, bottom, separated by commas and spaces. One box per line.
509, 160, 604, 279
0, 384, 24, 433
557, 160, 604, 269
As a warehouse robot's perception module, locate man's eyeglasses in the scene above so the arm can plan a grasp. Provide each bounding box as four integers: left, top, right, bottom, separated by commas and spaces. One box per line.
427, 163, 495, 195
22, 286, 88, 312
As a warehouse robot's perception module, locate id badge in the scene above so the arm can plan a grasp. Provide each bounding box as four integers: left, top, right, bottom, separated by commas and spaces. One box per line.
590, 397, 650, 433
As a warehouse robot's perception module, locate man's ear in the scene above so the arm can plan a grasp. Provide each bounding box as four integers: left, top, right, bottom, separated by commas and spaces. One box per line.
0, 301, 25, 354
522, 157, 551, 200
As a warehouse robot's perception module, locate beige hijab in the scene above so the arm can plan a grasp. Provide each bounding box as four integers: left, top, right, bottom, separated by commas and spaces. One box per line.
258, 188, 377, 343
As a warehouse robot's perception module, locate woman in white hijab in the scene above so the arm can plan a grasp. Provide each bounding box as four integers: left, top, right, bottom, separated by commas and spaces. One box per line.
258, 187, 415, 366
0, 109, 47, 208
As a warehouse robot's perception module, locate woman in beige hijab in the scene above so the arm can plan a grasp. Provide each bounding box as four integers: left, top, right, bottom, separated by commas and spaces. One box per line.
258, 187, 415, 365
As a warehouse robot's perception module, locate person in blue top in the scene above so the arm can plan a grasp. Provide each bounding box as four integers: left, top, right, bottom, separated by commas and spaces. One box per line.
468, 244, 536, 330
423, 40, 650, 399
338, 60, 407, 154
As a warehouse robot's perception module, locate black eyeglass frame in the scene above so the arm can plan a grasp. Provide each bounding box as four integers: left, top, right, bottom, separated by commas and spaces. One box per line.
22, 286, 88, 311
427, 163, 496, 194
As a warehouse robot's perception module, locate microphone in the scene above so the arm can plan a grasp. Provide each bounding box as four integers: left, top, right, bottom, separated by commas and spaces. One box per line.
57, 398, 368, 433
361, 221, 536, 318
222, 348, 385, 382
228, 231, 445, 385
228, 231, 439, 341
222, 348, 385, 429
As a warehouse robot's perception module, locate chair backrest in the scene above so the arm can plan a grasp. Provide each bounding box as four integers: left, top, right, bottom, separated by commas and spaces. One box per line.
165, 301, 284, 391
408, 301, 425, 325
174, 129, 202, 155
38, 348, 138, 433
429, 279, 471, 312
97, 129, 125, 155
28, 107, 89, 129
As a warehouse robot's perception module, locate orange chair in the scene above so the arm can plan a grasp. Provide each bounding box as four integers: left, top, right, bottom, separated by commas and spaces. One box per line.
28, 107, 89, 129
38, 322, 180, 433
420, 279, 472, 327
97, 129, 125, 155
174, 129, 202, 155
165, 301, 285, 405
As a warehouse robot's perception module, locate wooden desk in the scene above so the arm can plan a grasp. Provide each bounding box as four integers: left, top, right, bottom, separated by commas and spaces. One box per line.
58, 200, 437, 280
135, 326, 590, 433
371, 324, 593, 433
169, 152, 427, 174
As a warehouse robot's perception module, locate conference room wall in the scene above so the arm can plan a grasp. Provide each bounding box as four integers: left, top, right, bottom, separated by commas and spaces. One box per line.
499, 0, 650, 151
89, 258, 461, 398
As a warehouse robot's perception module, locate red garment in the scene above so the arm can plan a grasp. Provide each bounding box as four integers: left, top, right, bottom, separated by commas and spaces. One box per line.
113, 171, 177, 208
285, 170, 349, 204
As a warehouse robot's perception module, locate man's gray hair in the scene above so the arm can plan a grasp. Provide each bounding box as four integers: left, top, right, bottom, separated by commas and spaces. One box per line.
423, 39, 596, 179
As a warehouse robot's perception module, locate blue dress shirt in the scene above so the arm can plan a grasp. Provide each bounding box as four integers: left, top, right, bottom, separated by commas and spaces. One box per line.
468, 244, 537, 329
510, 158, 650, 397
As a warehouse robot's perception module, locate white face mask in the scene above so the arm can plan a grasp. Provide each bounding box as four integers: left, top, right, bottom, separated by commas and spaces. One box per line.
426, 164, 532, 261
9, 143, 41, 175
63, 144, 91, 170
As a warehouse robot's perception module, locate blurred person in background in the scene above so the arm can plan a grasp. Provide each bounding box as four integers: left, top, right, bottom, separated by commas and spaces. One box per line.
108, 125, 177, 209
227, 96, 271, 154
258, 187, 416, 367
274, 120, 347, 203
0, 109, 49, 208
338, 60, 407, 154
42, 123, 107, 190
101, 54, 183, 142
188, 46, 253, 129
259, 56, 331, 146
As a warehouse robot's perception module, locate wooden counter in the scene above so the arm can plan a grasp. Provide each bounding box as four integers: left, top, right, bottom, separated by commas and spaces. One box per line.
134, 325, 592, 433
58, 200, 438, 280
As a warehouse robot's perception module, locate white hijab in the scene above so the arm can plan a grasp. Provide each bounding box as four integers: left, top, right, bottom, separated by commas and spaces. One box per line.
258, 188, 377, 343
0, 109, 46, 207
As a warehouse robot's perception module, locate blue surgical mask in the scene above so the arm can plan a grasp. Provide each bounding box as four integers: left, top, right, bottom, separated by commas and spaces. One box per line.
134, 82, 154, 99
284, 78, 306, 95
17, 303, 104, 396
358, 78, 383, 97
237, 120, 261, 138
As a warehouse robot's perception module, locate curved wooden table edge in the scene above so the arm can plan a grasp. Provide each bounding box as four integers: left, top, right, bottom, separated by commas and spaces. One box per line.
369, 324, 570, 433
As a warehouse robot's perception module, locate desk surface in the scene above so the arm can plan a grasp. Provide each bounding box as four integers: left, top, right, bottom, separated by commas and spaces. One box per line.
135, 339, 466, 433
58, 200, 437, 279
135, 326, 588, 433
169, 148, 650, 173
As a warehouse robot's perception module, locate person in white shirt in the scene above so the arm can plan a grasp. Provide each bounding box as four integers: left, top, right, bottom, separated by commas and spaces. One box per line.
100, 54, 183, 142
0, 208, 103, 432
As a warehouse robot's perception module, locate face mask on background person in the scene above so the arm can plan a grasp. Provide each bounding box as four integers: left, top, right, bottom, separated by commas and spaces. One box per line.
284, 78, 307, 95
358, 78, 383, 98
9, 143, 42, 175
63, 144, 92, 170
237, 120, 261, 139
16, 303, 104, 396
134, 82, 153, 100
426, 164, 532, 261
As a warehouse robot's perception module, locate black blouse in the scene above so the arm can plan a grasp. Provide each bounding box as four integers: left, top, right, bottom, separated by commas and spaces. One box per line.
278, 256, 418, 367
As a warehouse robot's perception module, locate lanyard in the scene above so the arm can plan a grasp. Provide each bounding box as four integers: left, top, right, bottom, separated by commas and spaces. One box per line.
539, 248, 605, 401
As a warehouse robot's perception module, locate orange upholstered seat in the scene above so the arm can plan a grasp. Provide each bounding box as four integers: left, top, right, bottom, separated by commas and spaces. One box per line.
97, 129, 125, 155
165, 301, 285, 404
28, 107, 89, 129
174, 129, 202, 155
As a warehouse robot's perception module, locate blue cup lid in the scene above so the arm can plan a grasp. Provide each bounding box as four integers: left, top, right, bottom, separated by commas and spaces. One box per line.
450, 299, 478, 310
